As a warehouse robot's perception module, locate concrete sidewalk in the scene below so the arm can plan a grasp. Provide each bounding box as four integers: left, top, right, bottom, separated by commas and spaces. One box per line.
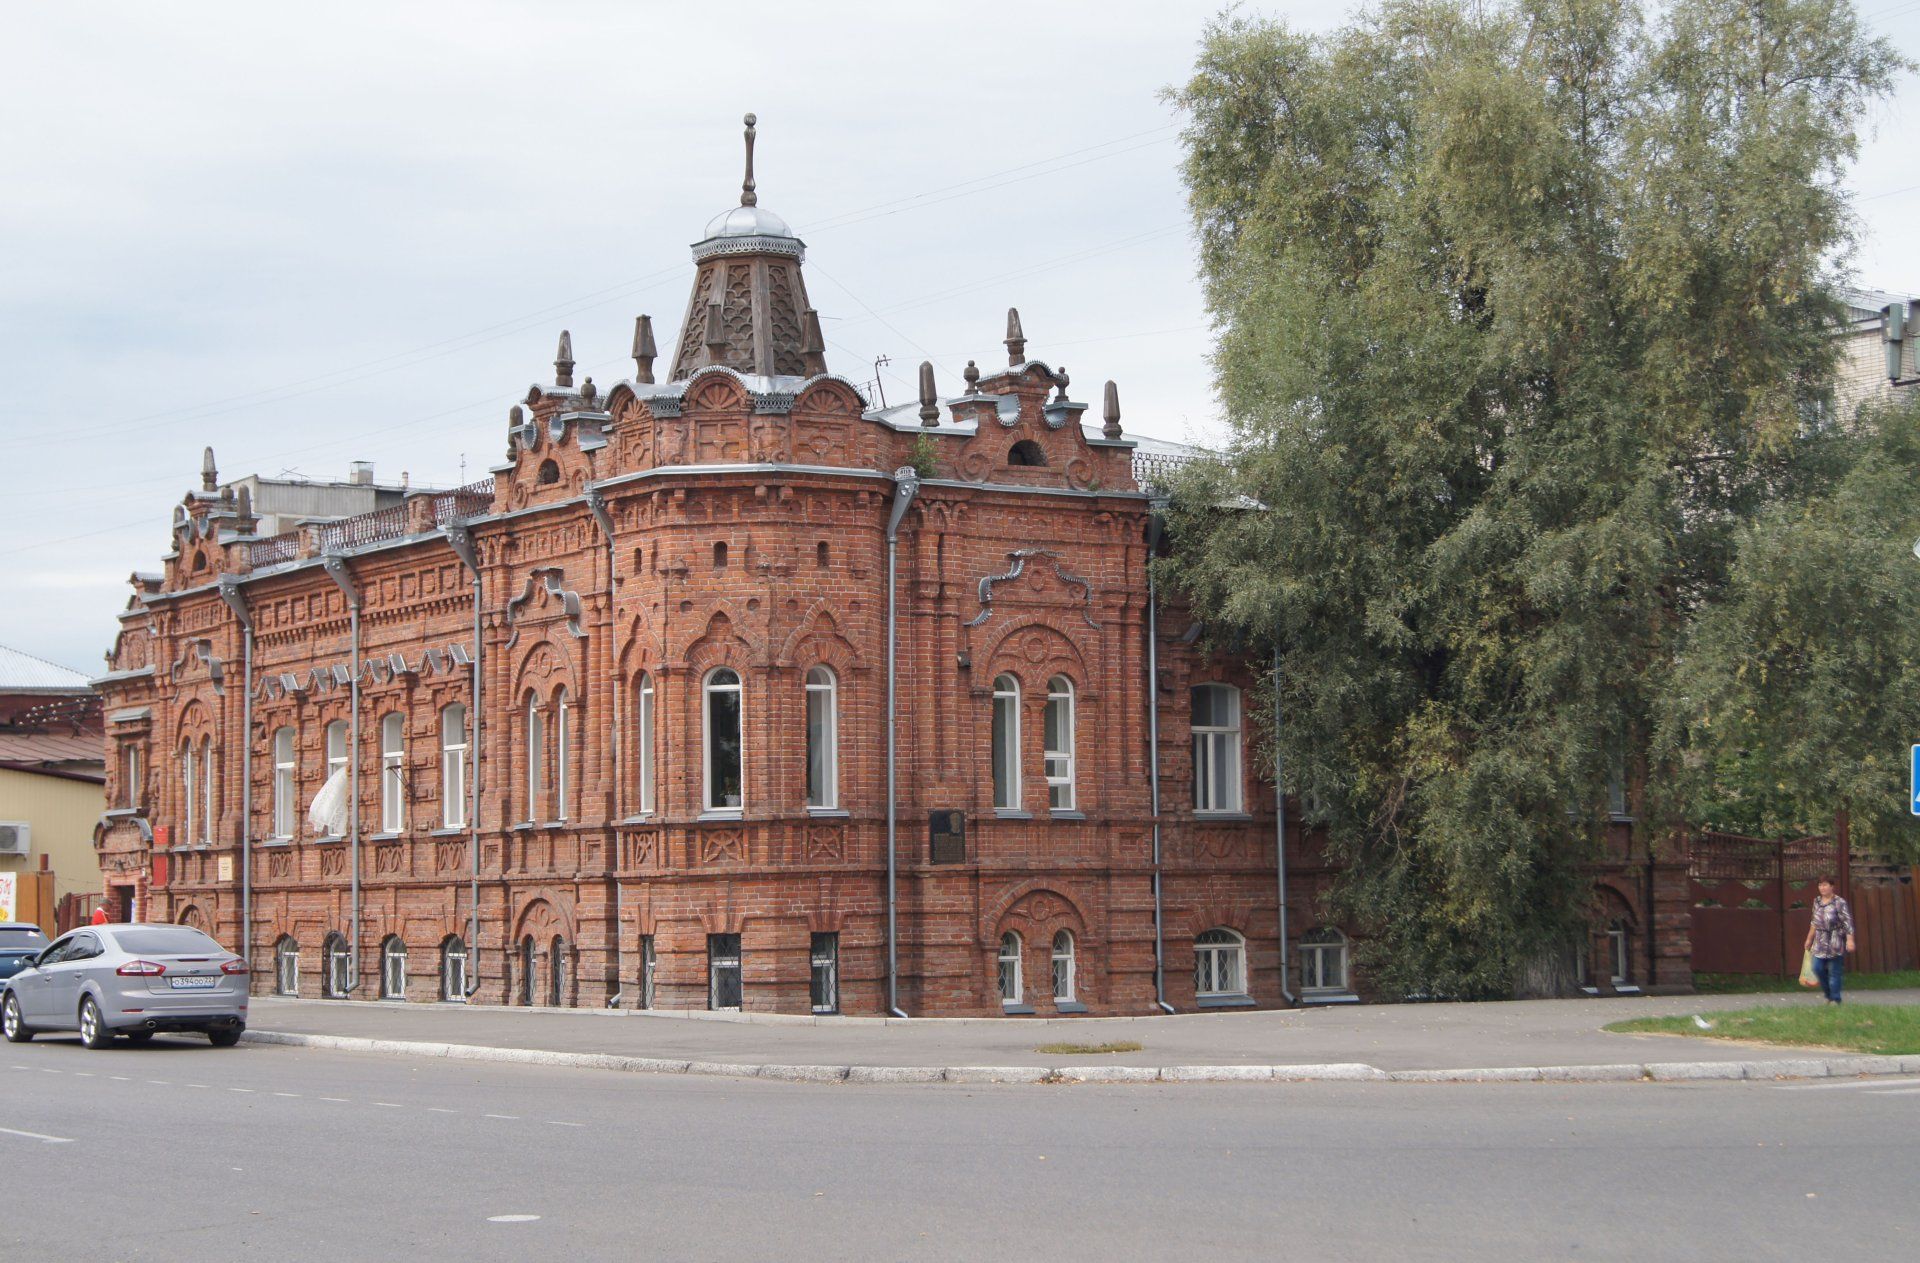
242, 988, 1920, 1084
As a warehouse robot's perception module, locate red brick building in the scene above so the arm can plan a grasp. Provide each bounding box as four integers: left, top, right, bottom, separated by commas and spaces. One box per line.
91, 122, 1687, 1013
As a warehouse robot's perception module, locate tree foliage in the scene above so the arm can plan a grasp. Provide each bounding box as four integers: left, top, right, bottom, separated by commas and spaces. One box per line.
1162, 0, 1903, 997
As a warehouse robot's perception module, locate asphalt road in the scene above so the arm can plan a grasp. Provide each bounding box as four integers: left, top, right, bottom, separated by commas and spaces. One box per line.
3, 1035, 1914, 1261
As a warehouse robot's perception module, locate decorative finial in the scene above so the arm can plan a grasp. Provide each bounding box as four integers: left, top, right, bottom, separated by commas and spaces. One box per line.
704, 299, 728, 362
1102, 380, 1122, 438
235, 486, 253, 520
801, 308, 827, 376
554, 329, 575, 388
1054, 365, 1070, 403
918, 361, 939, 426
741, 112, 758, 208
509, 404, 525, 426
1004, 307, 1026, 366
632, 315, 657, 384
963, 360, 980, 394
201, 446, 218, 493
581, 376, 597, 404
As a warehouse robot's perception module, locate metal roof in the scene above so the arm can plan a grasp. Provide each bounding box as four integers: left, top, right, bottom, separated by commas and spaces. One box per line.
0, 644, 92, 694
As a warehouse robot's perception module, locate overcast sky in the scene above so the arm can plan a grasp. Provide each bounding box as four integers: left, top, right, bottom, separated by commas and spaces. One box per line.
2, 0, 1916, 674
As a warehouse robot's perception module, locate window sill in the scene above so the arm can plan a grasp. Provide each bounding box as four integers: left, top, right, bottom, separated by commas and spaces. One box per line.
1054, 1000, 1089, 1014
1193, 812, 1254, 823
1001, 1003, 1036, 1015
617, 814, 655, 826
509, 822, 535, 832
314, 835, 346, 845
427, 826, 468, 838
806, 808, 851, 818
259, 837, 293, 847
368, 832, 402, 843
1048, 811, 1086, 822
696, 812, 744, 822
1608, 813, 1636, 825
993, 810, 1033, 821
1195, 993, 1255, 1009
103, 807, 143, 820
1299, 991, 1359, 1005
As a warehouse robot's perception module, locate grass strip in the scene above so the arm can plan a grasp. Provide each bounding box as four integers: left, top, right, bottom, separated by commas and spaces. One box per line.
1693, 970, 1920, 995
1605, 1002, 1920, 1056
1034, 1040, 1145, 1056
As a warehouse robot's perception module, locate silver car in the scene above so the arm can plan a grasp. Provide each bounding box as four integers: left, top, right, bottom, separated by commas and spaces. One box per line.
1, 923, 249, 1048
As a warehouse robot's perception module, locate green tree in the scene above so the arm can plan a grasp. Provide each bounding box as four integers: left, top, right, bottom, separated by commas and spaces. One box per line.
1162, 0, 1903, 997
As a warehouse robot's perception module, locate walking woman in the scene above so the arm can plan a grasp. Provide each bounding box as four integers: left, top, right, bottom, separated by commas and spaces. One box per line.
1804, 876, 1856, 1004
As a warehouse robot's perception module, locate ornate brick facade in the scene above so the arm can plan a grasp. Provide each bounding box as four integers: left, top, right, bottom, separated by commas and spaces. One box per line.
89, 124, 1687, 1013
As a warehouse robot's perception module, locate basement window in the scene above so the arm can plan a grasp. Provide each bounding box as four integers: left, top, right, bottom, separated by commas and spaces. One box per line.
709, 934, 742, 1011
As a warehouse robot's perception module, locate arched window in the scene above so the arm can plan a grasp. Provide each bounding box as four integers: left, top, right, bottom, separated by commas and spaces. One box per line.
1300, 927, 1349, 995
815, 541, 829, 568
1607, 918, 1630, 986
537, 458, 559, 485
991, 674, 1021, 811
635, 673, 656, 815
440, 703, 468, 829
525, 696, 545, 822
199, 736, 214, 844
704, 668, 744, 813
519, 936, 536, 1006
272, 727, 297, 838
554, 689, 571, 823
1195, 928, 1247, 998
273, 935, 299, 996
325, 719, 349, 783
997, 931, 1024, 1004
179, 738, 196, 846
713, 540, 729, 569
322, 931, 350, 998
1008, 439, 1047, 466
805, 666, 838, 809
380, 936, 408, 1000
441, 936, 469, 1002
1191, 684, 1243, 814
1051, 930, 1076, 1002
379, 712, 405, 833
1044, 676, 1076, 810
549, 935, 567, 1007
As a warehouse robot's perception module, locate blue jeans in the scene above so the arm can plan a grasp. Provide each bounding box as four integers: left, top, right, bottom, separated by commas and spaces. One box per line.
1812, 954, 1845, 1003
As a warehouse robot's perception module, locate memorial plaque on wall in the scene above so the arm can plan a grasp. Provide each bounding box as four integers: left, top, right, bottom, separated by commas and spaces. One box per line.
929, 810, 965, 864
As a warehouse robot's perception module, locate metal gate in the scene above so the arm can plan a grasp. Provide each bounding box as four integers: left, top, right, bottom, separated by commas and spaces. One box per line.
1688, 829, 1845, 975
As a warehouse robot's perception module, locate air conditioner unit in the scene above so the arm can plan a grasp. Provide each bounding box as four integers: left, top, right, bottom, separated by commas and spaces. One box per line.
0, 822, 30, 856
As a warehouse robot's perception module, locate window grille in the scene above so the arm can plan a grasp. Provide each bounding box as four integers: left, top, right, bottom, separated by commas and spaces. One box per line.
1299, 927, 1348, 994
1194, 928, 1246, 997
709, 934, 743, 1011
810, 932, 839, 1014
442, 937, 469, 1002
1051, 930, 1076, 1002
381, 937, 407, 1000
997, 931, 1023, 1004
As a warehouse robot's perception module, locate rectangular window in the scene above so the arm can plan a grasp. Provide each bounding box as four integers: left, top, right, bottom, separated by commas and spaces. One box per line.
441, 704, 468, 829
380, 713, 405, 833
636, 676, 655, 815
1191, 685, 1243, 813
1608, 925, 1629, 985
1044, 678, 1075, 810
705, 672, 743, 813
121, 744, 141, 809
272, 727, 297, 838
810, 932, 839, 1014
555, 694, 570, 823
991, 676, 1021, 810
526, 703, 545, 822
708, 933, 742, 1011
639, 935, 656, 1010
180, 742, 196, 845
200, 739, 214, 843
805, 668, 837, 809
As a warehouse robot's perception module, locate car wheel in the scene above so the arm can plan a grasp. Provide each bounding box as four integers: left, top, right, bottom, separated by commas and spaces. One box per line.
78, 998, 112, 1050
208, 1025, 243, 1048
1, 993, 32, 1043
123, 1030, 154, 1046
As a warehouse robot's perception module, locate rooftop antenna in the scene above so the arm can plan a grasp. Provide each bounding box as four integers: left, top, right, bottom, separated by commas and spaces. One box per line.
871, 354, 891, 410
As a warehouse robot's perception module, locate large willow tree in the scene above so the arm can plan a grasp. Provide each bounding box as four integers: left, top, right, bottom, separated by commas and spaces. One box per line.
1162, 0, 1905, 997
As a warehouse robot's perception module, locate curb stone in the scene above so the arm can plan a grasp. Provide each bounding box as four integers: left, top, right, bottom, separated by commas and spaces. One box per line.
240, 1030, 1917, 1087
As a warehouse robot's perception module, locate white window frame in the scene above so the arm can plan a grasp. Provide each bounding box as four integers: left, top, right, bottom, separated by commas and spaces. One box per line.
274, 936, 299, 996
1607, 921, 1629, 985
1044, 675, 1076, 810
121, 743, 142, 809
199, 736, 214, 844
1051, 929, 1076, 1002
997, 930, 1024, 1005
379, 712, 405, 833
440, 704, 468, 829
272, 726, 297, 839
805, 666, 838, 810
442, 937, 469, 1002
1191, 684, 1244, 814
554, 689, 571, 823
179, 739, 195, 846
381, 936, 408, 1000
636, 673, 655, 815
703, 668, 744, 815
525, 697, 545, 823
1300, 927, 1349, 995
1195, 927, 1247, 998
810, 931, 839, 1014
323, 933, 351, 998
325, 719, 349, 781
991, 674, 1021, 811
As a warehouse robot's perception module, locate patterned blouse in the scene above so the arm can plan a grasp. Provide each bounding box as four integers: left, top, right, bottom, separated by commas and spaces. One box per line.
1810, 896, 1855, 960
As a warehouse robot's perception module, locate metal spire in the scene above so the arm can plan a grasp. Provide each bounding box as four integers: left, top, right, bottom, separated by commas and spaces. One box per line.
741, 112, 758, 207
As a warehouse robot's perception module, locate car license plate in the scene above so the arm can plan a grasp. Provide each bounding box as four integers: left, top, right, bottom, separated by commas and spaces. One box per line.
168, 976, 217, 990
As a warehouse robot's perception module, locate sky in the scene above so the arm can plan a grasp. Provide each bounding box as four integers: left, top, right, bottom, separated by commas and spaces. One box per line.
1, 0, 1917, 674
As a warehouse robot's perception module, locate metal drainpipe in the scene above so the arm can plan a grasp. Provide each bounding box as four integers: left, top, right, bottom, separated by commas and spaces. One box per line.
586, 486, 621, 1007
218, 577, 254, 968
884, 466, 920, 1019
1144, 507, 1175, 1014
444, 519, 485, 1000
1273, 640, 1294, 1006
321, 554, 364, 995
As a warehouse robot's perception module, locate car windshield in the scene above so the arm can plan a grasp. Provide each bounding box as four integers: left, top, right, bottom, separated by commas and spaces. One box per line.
111, 927, 224, 956
0, 930, 48, 951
